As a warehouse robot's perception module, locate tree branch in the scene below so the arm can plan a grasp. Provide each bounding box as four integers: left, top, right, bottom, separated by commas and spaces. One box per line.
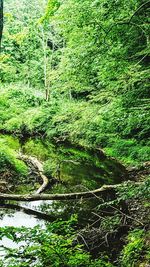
129, 1, 150, 23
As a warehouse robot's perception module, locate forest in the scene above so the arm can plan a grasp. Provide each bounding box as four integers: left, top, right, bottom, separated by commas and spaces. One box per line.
0, 0, 150, 266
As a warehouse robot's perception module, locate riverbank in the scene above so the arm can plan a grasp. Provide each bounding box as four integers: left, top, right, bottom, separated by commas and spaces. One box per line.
1, 84, 150, 167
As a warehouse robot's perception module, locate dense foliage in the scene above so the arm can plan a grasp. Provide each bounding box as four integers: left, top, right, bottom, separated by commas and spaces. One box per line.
0, 0, 150, 165
0, 216, 114, 267
0, 0, 150, 266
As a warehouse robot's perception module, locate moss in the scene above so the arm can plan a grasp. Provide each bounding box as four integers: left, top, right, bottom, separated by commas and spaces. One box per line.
23, 139, 51, 160
0, 141, 28, 178
0, 134, 20, 150
15, 183, 34, 194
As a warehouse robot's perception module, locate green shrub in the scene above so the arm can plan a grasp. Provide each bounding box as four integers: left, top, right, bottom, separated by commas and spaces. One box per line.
0, 217, 114, 267
120, 230, 144, 267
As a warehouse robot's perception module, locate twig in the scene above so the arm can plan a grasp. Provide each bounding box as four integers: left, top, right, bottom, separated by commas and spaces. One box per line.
129, 1, 150, 23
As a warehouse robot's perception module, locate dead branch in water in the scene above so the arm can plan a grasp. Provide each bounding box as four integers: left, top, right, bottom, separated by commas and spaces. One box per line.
0, 203, 55, 221
18, 154, 49, 194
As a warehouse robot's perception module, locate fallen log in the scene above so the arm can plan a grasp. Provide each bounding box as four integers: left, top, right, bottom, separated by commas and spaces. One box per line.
18, 154, 49, 194
0, 182, 141, 202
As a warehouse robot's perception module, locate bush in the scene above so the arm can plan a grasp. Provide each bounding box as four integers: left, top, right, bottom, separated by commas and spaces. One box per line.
120, 229, 147, 267
0, 217, 114, 267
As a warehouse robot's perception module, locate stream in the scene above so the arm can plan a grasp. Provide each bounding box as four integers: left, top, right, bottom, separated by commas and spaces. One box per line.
0, 134, 128, 255
0, 201, 53, 228
0, 202, 45, 256
0, 197, 102, 255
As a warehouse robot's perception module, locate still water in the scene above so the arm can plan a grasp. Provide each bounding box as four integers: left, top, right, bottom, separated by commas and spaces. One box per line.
0, 201, 52, 254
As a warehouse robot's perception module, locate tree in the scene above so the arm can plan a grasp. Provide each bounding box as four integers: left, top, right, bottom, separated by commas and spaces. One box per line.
0, 0, 3, 48
1, 0, 50, 85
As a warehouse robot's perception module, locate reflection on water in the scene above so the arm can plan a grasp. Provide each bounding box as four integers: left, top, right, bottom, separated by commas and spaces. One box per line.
0, 210, 45, 228
0, 200, 57, 228
0, 198, 100, 258
0, 134, 127, 262
0, 203, 46, 257
21, 200, 53, 211
0, 237, 26, 257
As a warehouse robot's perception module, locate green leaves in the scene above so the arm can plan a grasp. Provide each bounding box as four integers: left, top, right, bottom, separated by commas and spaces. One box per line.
41, 0, 60, 23
120, 229, 145, 267
0, 217, 113, 267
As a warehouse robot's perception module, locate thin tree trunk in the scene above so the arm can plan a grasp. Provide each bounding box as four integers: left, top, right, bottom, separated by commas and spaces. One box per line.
40, 26, 50, 101
0, 0, 3, 48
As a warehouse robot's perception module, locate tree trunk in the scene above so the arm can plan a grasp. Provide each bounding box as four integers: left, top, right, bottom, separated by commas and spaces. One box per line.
0, 0, 3, 48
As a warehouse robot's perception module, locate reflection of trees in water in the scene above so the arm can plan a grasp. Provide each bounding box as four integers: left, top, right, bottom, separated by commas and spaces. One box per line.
39, 198, 101, 228
0, 198, 100, 229
0, 136, 126, 229
0, 208, 15, 220
0, 204, 55, 222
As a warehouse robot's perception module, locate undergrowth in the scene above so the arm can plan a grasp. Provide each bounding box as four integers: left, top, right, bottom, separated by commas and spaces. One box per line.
0, 83, 149, 166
